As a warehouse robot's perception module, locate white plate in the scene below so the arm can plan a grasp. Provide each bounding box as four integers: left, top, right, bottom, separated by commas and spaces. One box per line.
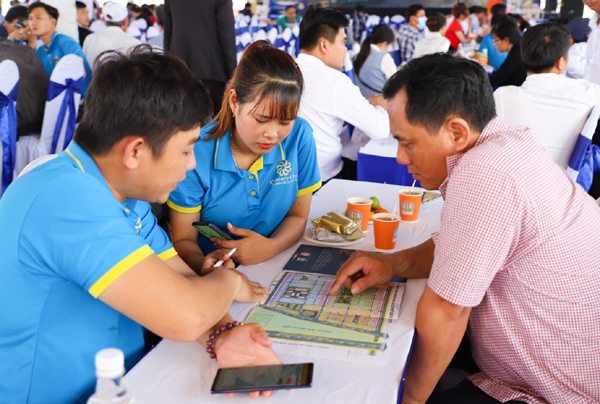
301, 227, 365, 246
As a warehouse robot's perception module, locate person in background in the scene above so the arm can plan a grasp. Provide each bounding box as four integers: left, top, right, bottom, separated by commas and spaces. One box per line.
354, 24, 397, 98
29, 2, 92, 97
164, 0, 236, 115
0, 45, 280, 404
332, 52, 600, 404
469, 5, 486, 37
146, 4, 164, 48
478, 4, 508, 70
296, 7, 389, 182
44, 0, 79, 42
75, 1, 90, 46
0, 37, 49, 139
128, 3, 152, 29
0, 5, 28, 41
351, 4, 367, 43
83, 1, 140, 71
270, 5, 302, 32
239, 2, 253, 17
494, 22, 600, 169
445, 3, 471, 51
413, 13, 451, 58
566, 17, 591, 79
489, 18, 526, 87
168, 41, 321, 268
508, 13, 531, 32
397, 4, 426, 63
584, 0, 600, 84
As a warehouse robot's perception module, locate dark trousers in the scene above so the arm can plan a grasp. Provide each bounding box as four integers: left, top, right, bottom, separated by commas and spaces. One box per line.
426, 335, 526, 404
202, 78, 226, 115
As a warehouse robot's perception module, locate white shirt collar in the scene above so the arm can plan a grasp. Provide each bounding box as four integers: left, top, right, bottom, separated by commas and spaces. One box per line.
297, 52, 327, 68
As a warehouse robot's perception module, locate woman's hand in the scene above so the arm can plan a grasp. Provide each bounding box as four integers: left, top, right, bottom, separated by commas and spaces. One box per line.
214, 323, 283, 398
211, 223, 275, 266
201, 249, 235, 275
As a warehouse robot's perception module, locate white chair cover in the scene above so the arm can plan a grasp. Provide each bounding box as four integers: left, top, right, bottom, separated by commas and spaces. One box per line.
17, 154, 58, 178
236, 32, 253, 63
566, 105, 600, 191
146, 26, 160, 41
361, 15, 381, 43
0, 59, 19, 195
253, 29, 267, 41
131, 18, 148, 33
266, 25, 278, 44
15, 55, 83, 175
89, 20, 107, 33
127, 25, 145, 42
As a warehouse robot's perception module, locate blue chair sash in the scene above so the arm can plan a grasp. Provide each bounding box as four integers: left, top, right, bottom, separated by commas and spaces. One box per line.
46, 77, 83, 154
0, 80, 19, 193
576, 144, 600, 191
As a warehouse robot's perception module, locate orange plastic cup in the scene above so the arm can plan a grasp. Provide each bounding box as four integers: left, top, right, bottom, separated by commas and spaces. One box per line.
373, 213, 400, 250
347, 197, 373, 231
399, 189, 423, 222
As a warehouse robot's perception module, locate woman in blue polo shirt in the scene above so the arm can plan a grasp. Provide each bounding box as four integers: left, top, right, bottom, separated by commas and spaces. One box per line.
168, 40, 321, 268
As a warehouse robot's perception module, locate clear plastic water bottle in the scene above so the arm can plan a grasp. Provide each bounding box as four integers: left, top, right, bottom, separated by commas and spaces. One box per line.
87, 348, 135, 404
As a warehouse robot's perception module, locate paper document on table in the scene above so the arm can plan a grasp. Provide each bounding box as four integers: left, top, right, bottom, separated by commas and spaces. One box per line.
245, 271, 405, 365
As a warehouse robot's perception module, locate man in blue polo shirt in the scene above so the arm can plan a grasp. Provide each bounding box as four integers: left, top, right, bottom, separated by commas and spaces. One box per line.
0, 46, 279, 403
28, 2, 91, 96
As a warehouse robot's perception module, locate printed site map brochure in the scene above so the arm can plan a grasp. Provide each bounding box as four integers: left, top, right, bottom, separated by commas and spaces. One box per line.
245, 245, 407, 365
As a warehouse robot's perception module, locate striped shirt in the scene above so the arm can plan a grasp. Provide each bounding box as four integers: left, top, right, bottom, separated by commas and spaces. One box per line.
429, 117, 600, 403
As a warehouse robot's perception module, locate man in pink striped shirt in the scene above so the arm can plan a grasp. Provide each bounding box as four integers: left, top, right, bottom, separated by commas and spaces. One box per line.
332, 53, 600, 404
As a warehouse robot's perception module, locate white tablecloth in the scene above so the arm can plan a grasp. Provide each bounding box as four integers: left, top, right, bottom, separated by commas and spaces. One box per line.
124, 179, 443, 403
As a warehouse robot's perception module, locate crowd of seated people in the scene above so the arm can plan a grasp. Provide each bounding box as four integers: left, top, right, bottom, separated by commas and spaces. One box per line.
1, 3, 600, 404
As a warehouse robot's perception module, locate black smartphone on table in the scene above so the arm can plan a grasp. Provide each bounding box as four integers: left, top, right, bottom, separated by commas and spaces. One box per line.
192, 221, 232, 241
211, 363, 314, 394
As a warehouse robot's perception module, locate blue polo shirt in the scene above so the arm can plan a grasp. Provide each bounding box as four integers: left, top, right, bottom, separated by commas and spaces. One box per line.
168, 117, 321, 255
0, 141, 176, 404
36, 31, 92, 97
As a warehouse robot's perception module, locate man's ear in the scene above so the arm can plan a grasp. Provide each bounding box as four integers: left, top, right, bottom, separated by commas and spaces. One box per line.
556, 55, 568, 74
318, 37, 329, 55
122, 137, 146, 170
442, 117, 472, 153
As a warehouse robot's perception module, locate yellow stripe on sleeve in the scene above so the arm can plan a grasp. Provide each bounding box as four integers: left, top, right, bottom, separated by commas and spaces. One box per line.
297, 181, 322, 197
157, 247, 178, 261
89, 245, 154, 298
166, 200, 202, 214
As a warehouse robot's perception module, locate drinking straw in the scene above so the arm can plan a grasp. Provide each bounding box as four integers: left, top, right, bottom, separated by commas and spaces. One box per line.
392, 205, 397, 219
409, 179, 416, 195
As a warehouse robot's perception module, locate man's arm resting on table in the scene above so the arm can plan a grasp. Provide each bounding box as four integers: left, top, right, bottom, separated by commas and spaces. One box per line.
99, 253, 243, 341
331, 238, 435, 294
403, 286, 472, 404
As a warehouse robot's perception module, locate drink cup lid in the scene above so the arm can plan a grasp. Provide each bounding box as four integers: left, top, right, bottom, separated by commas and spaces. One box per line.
95, 348, 125, 379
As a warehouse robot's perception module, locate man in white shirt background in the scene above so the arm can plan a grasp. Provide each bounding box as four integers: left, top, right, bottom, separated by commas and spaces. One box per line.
296, 7, 389, 182
82, 1, 141, 71
566, 17, 591, 79
494, 22, 600, 171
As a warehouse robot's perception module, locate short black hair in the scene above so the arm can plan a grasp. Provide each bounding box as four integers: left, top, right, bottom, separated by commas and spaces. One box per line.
299, 7, 348, 51
426, 13, 446, 32
521, 22, 570, 73
75, 45, 212, 158
5, 5, 28, 23
75, 1, 87, 9
154, 4, 164, 27
492, 17, 521, 45
355, 4, 365, 12
490, 3, 506, 17
470, 6, 486, 15
382, 53, 495, 135
406, 4, 424, 19
245, 2, 251, 8
28, 2, 59, 20
285, 5, 296, 11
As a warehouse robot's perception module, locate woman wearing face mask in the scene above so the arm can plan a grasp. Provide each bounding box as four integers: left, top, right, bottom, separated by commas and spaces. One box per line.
168, 41, 321, 269
446, 3, 472, 51
353, 24, 397, 98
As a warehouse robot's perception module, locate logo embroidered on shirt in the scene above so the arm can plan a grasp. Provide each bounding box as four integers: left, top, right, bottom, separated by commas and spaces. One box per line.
135, 218, 142, 233
277, 160, 292, 176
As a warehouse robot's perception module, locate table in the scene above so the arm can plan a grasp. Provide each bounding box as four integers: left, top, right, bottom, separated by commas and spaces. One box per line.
357, 136, 420, 187
124, 180, 443, 403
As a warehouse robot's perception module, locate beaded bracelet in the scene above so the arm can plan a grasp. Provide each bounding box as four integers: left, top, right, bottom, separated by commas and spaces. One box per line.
206, 321, 242, 359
